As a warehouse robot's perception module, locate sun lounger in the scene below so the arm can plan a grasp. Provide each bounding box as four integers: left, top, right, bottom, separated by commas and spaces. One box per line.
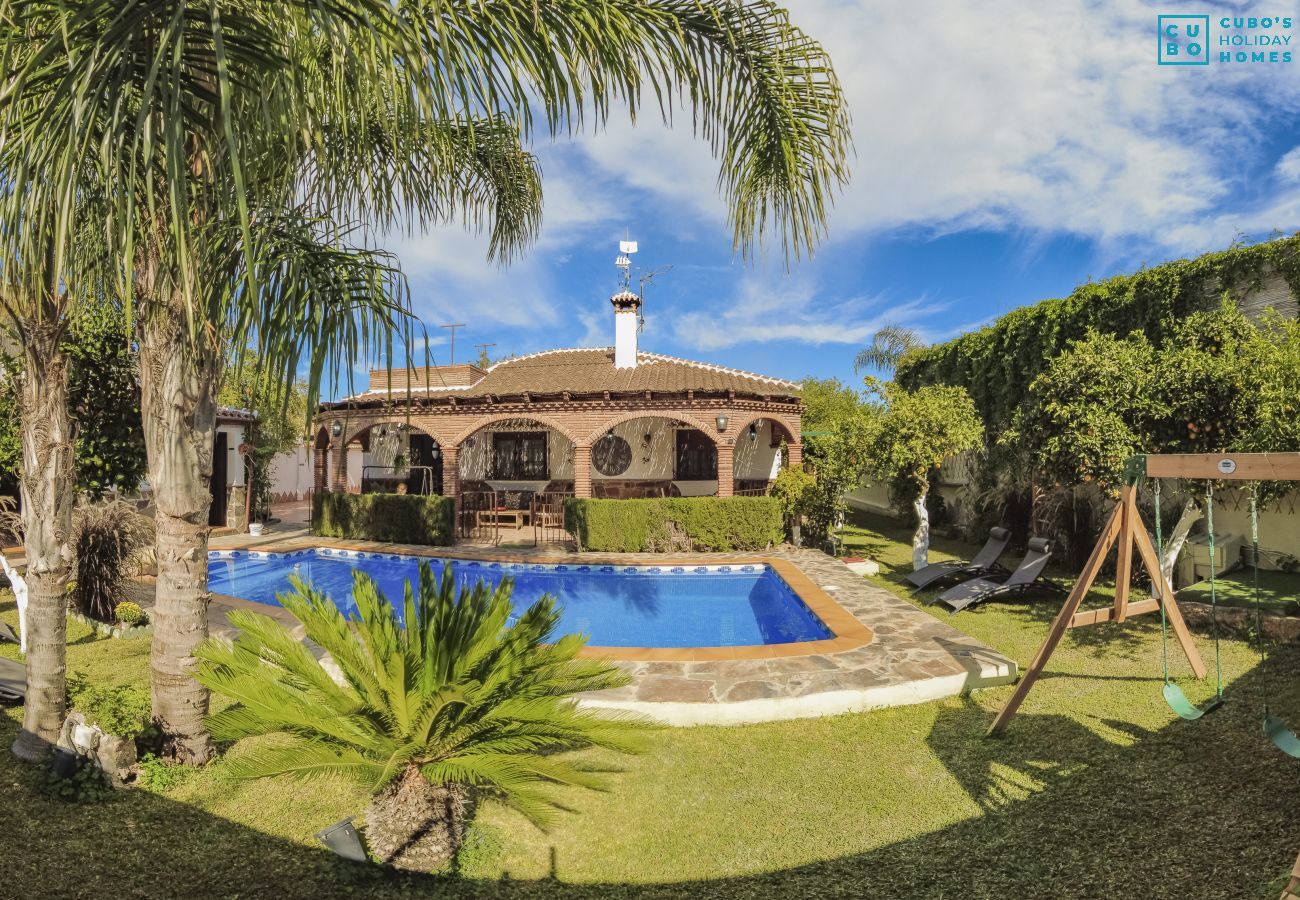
910, 527, 1011, 593
938, 537, 1062, 613
0, 656, 24, 702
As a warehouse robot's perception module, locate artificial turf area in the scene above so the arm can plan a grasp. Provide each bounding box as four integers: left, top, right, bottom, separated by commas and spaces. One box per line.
2, 509, 1300, 898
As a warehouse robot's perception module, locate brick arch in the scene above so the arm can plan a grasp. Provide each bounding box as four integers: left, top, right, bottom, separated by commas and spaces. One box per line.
728, 413, 799, 446
450, 414, 580, 448
313, 426, 331, 450
344, 419, 451, 448
582, 411, 719, 448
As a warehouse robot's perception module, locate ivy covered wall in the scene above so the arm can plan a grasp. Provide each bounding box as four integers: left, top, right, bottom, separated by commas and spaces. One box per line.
896, 235, 1300, 433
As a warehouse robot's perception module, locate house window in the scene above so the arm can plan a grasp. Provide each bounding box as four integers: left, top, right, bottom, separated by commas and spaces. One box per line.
675, 430, 717, 480
491, 432, 549, 480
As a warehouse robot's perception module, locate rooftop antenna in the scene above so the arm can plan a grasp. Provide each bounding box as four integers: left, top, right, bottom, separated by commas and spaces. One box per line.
616, 230, 637, 291
474, 342, 496, 367
440, 323, 465, 365
638, 265, 672, 332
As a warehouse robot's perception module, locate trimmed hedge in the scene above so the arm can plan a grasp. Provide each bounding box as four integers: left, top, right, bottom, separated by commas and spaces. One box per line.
564, 497, 783, 552
312, 493, 454, 545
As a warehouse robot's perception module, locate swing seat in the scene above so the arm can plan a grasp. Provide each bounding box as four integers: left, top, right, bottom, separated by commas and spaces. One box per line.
1265, 716, 1300, 758
1162, 682, 1223, 721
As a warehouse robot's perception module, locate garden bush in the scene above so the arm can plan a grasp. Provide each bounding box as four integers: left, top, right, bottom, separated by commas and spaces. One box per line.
564, 497, 783, 552
71, 500, 154, 622
113, 601, 146, 627
67, 674, 153, 738
312, 492, 454, 545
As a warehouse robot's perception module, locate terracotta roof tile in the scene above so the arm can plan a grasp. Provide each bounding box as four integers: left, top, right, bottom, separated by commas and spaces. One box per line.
334, 348, 800, 405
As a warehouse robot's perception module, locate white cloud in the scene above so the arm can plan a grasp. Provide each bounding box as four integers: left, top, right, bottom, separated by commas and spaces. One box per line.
672, 273, 944, 350
564, 0, 1300, 255
1276, 146, 1300, 182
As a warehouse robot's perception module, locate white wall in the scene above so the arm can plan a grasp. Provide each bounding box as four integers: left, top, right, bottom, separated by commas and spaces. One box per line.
215, 422, 247, 487
266, 443, 314, 499
733, 419, 783, 480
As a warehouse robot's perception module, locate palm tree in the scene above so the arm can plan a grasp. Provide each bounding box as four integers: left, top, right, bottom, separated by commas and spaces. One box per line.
1, 0, 850, 761
0, 265, 77, 761
855, 325, 924, 375
194, 563, 639, 871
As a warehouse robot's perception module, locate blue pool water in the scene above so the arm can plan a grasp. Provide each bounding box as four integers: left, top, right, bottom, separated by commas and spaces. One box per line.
207, 549, 832, 648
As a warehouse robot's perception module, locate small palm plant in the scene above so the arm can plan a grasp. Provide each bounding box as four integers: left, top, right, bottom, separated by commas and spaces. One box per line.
193, 564, 641, 872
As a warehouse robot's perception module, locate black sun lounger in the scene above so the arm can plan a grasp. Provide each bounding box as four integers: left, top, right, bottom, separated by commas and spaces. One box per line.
0, 621, 16, 645
938, 537, 1062, 613
0, 656, 24, 702
910, 527, 1011, 593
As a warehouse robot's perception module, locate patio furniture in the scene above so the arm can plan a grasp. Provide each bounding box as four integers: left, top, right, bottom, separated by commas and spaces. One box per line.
0, 553, 28, 653
910, 527, 1011, 593
937, 537, 1062, 613
0, 657, 24, 702
477, 508, 531, 529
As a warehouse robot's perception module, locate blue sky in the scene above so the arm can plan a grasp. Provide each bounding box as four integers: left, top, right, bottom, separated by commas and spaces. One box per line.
339, 1, 1300, 396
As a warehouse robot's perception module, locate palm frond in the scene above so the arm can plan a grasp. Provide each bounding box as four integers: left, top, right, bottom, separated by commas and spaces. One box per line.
193, 562, 648, 827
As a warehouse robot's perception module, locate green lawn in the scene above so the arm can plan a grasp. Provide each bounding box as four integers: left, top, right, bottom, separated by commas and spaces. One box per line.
3, 515, 1300, 898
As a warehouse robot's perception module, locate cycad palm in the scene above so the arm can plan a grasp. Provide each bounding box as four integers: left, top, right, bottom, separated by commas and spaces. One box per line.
194, 563, 639, 871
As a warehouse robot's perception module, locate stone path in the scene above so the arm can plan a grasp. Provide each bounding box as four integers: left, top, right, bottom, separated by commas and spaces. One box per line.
127, 526, 1019, 726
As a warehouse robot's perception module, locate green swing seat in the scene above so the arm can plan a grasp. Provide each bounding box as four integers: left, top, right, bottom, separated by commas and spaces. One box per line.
1265, 716, 1300, 757
1162, 682, 1222, 721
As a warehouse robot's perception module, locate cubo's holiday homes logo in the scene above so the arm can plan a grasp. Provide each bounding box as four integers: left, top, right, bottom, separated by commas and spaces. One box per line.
1158, 14, 1293, 66
1158, 15, 1209, 64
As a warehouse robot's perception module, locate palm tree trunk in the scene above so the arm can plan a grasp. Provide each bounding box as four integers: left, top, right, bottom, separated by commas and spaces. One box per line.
365, 767, 471, 872
139, 304, 220, 765
11, 323, 75, 762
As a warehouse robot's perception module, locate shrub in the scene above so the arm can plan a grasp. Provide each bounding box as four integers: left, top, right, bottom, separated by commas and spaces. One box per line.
136, 753, 196, 793
193, 564, 641, 872
312, 492, 454, 545
770, 467, 817, 543
113, 601, 147, 627
564, 497, 783, 552
67, 674, 153, 738
40, 753, 114, 803
71, 500, 154, 622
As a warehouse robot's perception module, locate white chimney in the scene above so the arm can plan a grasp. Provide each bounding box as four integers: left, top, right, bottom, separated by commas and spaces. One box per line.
611, 290, 641, 369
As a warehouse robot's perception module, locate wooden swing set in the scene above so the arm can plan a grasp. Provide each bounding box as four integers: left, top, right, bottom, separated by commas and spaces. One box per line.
988, 451, 1300, 736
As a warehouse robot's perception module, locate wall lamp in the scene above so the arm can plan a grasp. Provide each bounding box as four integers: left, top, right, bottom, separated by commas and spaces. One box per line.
715, 415, 729, 433
330, 419, 343, 438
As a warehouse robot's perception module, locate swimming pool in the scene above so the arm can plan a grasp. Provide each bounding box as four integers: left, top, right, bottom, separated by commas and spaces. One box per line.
207, 549, 834, 649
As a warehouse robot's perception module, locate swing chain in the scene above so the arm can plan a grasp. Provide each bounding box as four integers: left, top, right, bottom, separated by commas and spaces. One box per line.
1206, 482, 1224, 700
1154, 478, 1170, 685
1250, 485, 1271, 716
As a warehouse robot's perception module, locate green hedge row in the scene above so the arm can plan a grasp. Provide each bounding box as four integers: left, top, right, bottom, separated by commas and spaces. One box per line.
897, 235, 1300, 433
311, 493, 454, 545
564, 497, 783, 552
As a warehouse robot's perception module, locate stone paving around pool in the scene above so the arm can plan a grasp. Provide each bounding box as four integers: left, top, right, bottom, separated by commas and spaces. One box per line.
126, 525, 1017, 726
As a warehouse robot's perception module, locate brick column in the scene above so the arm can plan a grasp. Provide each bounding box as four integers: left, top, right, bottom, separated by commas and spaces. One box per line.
787, 443, 803, 470
716, 443, 734, 497
442, 446, 460, 498
313, 447, 328, 495
330, 443, 349, 492
574, 445, 592, 497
